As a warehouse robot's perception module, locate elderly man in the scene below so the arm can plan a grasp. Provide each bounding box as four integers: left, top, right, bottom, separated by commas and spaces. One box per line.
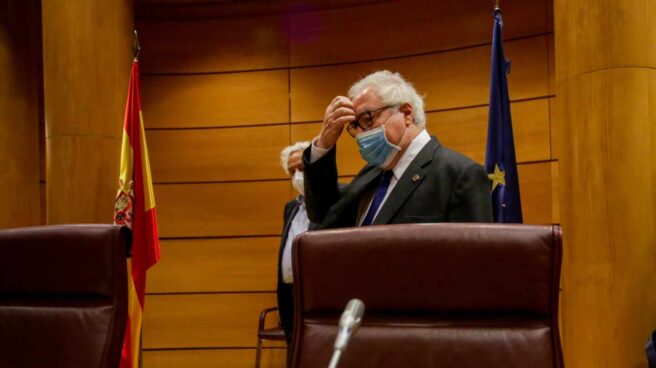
277, 141, 316, 344
303, 70, 492, 228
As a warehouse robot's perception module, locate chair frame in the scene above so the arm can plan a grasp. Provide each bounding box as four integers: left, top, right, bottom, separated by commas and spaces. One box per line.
255, 306, 287, 368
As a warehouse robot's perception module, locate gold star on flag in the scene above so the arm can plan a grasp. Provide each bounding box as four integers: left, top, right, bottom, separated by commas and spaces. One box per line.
488, 164, 506, 191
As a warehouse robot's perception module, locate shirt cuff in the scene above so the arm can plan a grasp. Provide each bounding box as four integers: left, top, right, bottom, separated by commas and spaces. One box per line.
310, 136, 332, 163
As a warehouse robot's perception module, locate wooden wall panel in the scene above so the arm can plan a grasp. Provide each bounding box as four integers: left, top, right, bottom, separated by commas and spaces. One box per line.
155, 181, 290, 238
557, 67, 656, 367
42, 2, 132, 139
289, 0, 547, 66
39, 121, 45, 181
39, 182, 46, 225
428, 98, 551, 164
134, 0, 384, 19
548, 34, 555, 95
42, 0, 131, 224
0, 0, 41, 229
555, 0, 656, 85
549, 96, 561, 160
149, 237, 279, 293
138, 15, 289, 73
143, 348, 285, 368
143, 293, 285, 348
546, 0, 554, 33
550, 161, 559, 224
518, 162, 552, 224
290, 35, 549, 122
47, 136, 120, 223
148, 124, 289, 183
141, 71, 289, 129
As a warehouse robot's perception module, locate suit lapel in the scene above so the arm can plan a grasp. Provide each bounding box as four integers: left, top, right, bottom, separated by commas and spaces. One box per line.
322, 166, 381, 227
281, 198, 300, 246
345, 167, 382, 200
373, 138, 440, 225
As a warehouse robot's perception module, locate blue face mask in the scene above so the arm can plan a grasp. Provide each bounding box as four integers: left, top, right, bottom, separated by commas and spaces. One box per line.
356, 113, 407, 167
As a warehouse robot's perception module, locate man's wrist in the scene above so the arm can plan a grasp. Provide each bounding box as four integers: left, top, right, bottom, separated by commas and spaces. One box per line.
310, 137, 332, 163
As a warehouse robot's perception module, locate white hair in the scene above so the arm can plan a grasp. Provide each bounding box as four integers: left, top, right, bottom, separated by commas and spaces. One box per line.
348, 70, 426, 129
280, 141, 311, 175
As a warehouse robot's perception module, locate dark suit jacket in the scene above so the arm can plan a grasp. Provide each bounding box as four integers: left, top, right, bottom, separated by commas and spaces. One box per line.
276, 196, 318, 341
302, 136, 492, 228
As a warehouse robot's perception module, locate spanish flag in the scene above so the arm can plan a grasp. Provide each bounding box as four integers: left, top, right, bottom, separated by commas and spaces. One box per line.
114, 60, 160, 368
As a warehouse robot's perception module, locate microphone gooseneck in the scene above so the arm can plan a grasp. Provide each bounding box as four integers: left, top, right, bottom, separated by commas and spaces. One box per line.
328, 299, 365, 368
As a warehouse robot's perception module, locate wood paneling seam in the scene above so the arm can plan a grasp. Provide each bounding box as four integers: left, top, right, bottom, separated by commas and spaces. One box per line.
154, 178, 290, 185
135, 1, 395, 21
147, 291, 276, 296
141, 32, 554, 76
556, 65, 656, 88
45, 134, 121, 140
158, 234, 281, 240
142, 347, 286, 351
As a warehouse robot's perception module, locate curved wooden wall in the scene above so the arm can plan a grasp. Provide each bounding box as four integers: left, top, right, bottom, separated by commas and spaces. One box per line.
0, 1, 41, 229
42, 0, 133, 224
556, 0, 656, 366
138, 0, 556, 366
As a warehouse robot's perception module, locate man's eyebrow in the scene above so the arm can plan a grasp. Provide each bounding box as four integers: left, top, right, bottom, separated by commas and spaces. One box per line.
355, 106, 375, 115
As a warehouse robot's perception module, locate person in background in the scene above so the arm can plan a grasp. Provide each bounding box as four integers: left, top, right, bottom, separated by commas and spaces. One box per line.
276, 141, 316, 348
303, 70, 493, 228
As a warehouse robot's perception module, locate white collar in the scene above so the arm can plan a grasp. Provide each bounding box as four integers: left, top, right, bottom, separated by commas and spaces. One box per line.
391, 129, 431, 180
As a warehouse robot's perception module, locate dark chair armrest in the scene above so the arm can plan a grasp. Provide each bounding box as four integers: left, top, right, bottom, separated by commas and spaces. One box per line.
258, 307, 280, 332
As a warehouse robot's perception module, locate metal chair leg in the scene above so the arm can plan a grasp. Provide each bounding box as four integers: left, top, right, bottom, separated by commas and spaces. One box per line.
255, 337, 263, 368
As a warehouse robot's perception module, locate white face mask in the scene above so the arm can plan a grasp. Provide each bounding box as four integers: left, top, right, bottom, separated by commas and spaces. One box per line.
292, 170, 304, 195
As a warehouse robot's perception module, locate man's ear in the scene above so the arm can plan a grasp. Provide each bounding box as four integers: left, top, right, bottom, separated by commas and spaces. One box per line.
400, 103, 414, 125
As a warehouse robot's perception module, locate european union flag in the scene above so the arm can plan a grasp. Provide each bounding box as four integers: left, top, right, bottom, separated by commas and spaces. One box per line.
485, 8, 523, 223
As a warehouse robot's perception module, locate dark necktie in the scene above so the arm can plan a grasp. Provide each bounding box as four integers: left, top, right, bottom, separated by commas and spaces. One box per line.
361, 171, 393, 226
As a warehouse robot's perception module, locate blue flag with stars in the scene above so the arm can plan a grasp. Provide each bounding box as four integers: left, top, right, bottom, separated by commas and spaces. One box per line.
485, 8, 523, 223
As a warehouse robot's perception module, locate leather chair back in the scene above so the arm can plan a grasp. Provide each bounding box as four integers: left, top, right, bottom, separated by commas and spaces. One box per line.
0, 225, 129, 368
291, 223, 563, 368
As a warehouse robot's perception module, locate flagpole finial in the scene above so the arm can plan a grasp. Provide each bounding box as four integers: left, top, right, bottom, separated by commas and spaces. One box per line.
133, 30, 141, 62
494, 0, 500, 11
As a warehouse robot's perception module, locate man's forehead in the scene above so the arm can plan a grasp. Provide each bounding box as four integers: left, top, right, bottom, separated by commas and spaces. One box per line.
287, 152, 302, 168
353, 88, 381, 113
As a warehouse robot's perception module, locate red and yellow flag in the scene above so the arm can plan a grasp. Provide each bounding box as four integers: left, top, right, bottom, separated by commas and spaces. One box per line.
114, 60, 160, 368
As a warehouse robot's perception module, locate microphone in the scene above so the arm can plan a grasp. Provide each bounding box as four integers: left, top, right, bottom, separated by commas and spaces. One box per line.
328, 299, 365, 368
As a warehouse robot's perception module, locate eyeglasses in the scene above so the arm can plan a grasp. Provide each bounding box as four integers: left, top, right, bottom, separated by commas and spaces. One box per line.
346, 105, 397, 137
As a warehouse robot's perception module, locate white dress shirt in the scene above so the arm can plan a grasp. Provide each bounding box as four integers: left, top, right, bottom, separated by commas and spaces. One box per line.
281, 199, 310, 284
310, 129, 431, 225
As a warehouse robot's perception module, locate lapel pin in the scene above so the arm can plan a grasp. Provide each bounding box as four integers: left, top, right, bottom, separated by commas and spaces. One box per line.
412, 174, 421, 183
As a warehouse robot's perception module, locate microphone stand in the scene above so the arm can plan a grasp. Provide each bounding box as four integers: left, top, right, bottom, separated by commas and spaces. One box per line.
327, 299, 365, 368
327, 349, 342, 368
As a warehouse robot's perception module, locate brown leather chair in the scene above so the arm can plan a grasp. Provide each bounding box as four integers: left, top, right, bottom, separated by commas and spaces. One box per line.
0, 224, 129, 368
291, 223, 563, 368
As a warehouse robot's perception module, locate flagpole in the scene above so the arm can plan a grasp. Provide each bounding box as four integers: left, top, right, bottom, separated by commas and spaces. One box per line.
134, 29, 142, 368
494, 0, 500, 11
134, 28, 145, 368
133, 30, 140, 62
139, 329, 143, 368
